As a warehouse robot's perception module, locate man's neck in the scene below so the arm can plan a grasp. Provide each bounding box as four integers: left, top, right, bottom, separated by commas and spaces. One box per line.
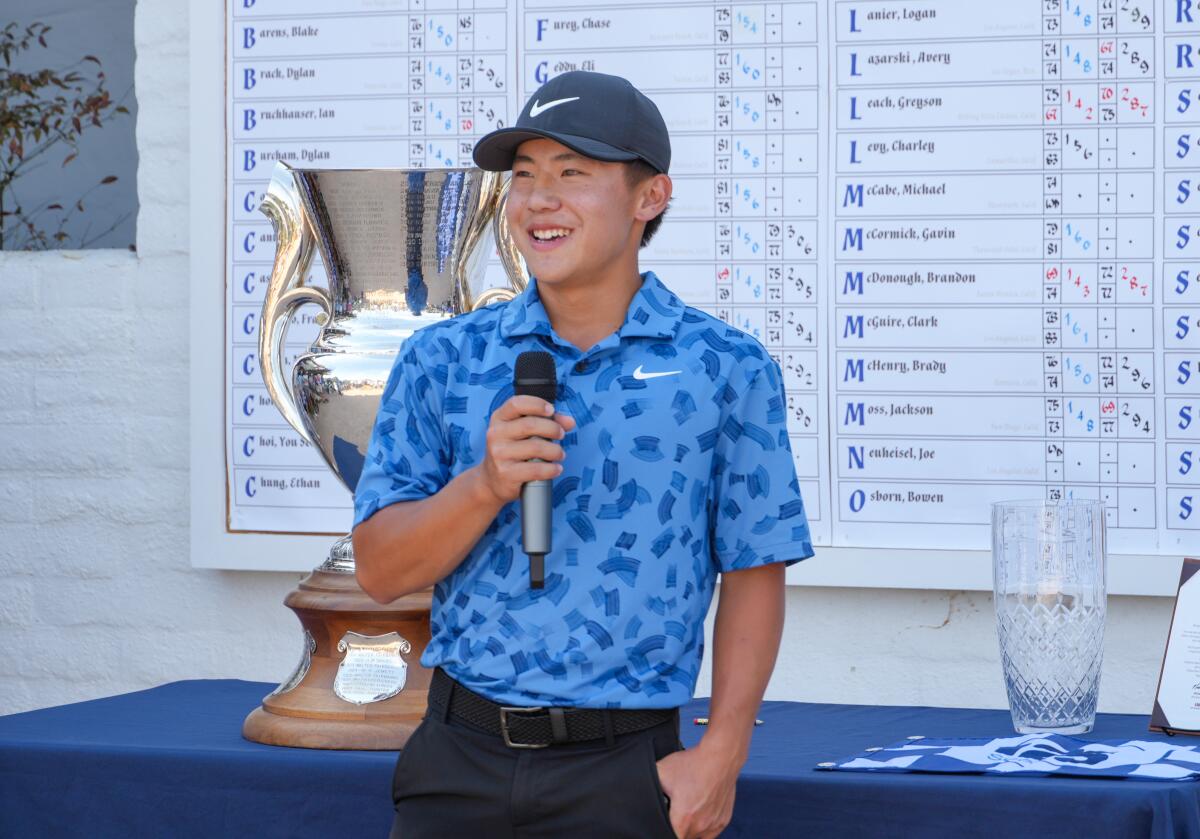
536, 265, 645, 354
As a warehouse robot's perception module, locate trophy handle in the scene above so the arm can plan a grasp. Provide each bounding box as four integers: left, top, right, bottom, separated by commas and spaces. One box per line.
258, 162, 334, 445
470, 173, 528, 312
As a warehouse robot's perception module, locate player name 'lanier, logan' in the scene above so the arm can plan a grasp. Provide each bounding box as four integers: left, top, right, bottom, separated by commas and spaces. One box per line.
862, 6, 937, 22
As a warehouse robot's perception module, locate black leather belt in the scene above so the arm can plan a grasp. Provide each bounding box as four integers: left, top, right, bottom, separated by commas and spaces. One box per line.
428, 666, 678, 749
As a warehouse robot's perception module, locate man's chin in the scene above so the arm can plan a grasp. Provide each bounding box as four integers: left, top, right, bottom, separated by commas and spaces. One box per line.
520, 257, 577, 286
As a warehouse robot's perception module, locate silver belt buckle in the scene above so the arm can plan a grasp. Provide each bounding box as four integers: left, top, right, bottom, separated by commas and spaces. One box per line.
499, 706, 549, 749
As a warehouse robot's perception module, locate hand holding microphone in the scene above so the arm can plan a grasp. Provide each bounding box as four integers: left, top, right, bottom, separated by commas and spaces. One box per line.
476, 351, 574, 588
477, 395, 573, 503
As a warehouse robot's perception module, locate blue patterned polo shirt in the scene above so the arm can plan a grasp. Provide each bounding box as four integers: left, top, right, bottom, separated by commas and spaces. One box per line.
352, 270, 815, 708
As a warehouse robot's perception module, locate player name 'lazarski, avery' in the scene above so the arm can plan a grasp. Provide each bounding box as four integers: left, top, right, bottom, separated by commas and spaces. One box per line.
864, 50, 950, 66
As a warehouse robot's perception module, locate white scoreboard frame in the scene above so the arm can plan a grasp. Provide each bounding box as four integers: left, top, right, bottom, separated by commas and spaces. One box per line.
187, 0, 1185, 594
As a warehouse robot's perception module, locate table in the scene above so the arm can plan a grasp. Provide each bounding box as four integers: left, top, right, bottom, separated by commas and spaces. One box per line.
0, 679, 1197, 838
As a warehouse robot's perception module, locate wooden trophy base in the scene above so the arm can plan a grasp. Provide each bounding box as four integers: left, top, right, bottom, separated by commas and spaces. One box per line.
242, 566, 432, 750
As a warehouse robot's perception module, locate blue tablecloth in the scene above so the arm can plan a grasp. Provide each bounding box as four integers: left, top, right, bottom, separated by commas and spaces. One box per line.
0, 679, 1197, 838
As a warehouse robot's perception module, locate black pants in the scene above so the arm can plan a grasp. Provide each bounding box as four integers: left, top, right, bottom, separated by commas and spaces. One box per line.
388, 701, 684, 838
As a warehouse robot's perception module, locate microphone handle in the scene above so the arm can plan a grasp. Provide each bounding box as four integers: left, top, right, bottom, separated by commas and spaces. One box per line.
521, 443, 554, 588
520, 477, 553, 549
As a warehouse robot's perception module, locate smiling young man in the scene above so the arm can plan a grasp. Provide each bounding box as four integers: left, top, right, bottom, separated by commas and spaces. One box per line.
351, 71, 815, 839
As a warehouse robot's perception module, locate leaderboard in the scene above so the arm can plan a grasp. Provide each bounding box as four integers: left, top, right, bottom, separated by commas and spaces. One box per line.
224, 0, 1200, 557
833, 0, 1161, 550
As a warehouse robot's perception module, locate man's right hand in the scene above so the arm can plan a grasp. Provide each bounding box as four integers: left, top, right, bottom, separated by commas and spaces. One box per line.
476, 395, 576, 505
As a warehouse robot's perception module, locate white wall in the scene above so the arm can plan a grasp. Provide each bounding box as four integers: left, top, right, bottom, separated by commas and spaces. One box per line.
0, 0, 309, 715
0, 0, 1180, 719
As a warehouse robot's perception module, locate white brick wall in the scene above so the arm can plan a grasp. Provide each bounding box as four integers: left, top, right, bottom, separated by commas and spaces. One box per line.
0, 0, 1178, 718
0, 0, 306, 716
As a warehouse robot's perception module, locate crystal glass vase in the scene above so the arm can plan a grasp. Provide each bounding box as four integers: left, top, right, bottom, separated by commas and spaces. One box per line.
992, 499, 1107, 734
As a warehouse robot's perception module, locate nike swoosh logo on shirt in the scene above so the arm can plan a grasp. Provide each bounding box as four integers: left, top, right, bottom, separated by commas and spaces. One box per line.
529, 96, 580, 117
632, 365, 682, 380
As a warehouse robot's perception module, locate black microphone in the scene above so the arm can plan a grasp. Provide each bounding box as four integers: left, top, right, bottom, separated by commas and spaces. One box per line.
513, 351, 557, 589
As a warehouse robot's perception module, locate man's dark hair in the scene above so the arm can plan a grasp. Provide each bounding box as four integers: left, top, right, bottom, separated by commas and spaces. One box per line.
623, 159, 669, 247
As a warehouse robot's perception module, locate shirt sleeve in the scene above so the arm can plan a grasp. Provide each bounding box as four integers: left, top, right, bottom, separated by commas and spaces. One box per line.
710, 357, 815, 573
352, 336, 450, 529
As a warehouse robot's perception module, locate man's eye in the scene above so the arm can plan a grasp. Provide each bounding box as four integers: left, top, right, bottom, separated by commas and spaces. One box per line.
562, 169, 582, 176
513, 170, 533, 178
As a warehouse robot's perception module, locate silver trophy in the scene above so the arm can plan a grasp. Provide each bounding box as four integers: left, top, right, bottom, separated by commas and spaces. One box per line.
242, 162, 526, 750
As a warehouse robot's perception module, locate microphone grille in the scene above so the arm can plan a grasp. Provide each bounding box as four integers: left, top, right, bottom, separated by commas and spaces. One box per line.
514, 350, 558, 404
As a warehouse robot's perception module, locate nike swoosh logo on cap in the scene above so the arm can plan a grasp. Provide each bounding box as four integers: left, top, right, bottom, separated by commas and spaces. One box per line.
632, 365, 681, 381
529, 96, 580, 117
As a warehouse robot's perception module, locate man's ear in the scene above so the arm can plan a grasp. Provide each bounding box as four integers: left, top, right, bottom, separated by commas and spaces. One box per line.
633, 173, 672, 222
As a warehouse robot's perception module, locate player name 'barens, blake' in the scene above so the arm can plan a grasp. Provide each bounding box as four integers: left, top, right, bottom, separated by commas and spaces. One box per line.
250, 25, 319, 39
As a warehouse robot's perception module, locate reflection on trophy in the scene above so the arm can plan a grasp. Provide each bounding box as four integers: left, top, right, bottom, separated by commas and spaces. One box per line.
241, 162, 526, 750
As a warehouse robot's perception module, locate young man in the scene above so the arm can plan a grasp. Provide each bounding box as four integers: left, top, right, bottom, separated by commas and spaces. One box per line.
352, 71, 815, 839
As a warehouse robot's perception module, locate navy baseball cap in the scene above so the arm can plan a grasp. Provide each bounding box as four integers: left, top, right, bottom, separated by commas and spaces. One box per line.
472, 71, 671, 174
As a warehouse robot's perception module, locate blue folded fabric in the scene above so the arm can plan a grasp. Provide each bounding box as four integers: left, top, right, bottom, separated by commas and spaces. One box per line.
819, 733, 1200, 781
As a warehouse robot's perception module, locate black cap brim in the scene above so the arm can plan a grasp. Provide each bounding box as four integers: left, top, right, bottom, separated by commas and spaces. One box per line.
473, 127, 642, 172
